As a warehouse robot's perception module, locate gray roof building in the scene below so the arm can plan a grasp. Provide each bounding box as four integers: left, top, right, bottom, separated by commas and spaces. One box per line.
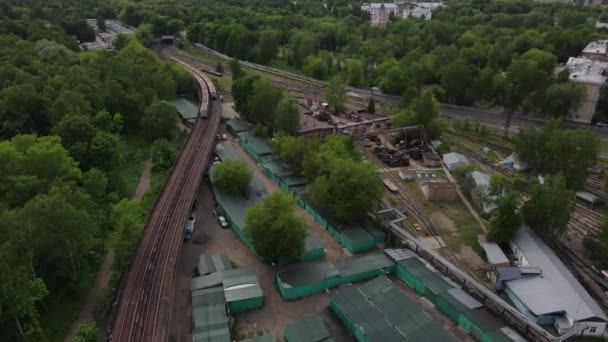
506, 226, 607, 336
442, 152, 469, 171
478, 236, 510, 266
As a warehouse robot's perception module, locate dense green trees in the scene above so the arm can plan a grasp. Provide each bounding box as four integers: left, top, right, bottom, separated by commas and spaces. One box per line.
275, 135, 383, 223
523, 174, 575, 237
244, 191, 307, 262
488, 192, 521, 243
326, 77, 346, 114
210, 160, 253, 196
0, 8, 193, 338
140, 101, 178, 142
274, 98, 301, 135
585, 219, 608, 269
514, 120, 599, 189
179, 0, 603, 116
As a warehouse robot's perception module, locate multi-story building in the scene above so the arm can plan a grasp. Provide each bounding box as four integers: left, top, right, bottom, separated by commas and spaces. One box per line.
400, 2, 443, 20
361, 2, 442, 25
361, 3, 398, 26
573, 0, 608, 6
581, 40, 608, 62
564, 57, 608, 124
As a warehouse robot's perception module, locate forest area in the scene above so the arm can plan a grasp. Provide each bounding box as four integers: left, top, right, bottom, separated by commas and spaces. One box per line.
0, 1, 195, 340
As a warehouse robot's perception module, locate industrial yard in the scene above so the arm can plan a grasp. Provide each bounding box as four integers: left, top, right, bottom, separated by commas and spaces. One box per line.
112, 44, 608, 342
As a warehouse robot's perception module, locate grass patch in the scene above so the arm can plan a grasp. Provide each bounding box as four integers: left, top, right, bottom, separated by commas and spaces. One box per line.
399, 174, 483, 250
183, 43, 225, 64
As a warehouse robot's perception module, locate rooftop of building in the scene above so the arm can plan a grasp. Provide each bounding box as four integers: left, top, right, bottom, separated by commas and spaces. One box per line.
507, 226, 607, 322
582, 40, 608, 55
478, 235, 510, 265
470, 170, 491, 187
332, 275, 457, 341
198, 254, 232, 276
361, 2, 399, 9
566, 57, 608, 85
284, 314, 333, 342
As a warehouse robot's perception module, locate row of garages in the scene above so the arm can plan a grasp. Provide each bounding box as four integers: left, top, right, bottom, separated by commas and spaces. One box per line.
226, 118, 386, 254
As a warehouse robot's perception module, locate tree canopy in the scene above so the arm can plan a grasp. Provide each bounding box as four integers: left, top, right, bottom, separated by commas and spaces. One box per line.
514, 119, 599, 189
522, 174, 575, 237
244, 191, 307, 262
210, 159, 254, 196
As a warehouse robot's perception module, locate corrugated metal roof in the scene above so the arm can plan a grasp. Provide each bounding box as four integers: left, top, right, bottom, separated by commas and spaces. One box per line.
442, 152, 468, 170
384, 248, 417, 261
223, 273, 263, 303
238, 132, 273, 155
192, 324, 231, 342
446, 287, 483, 310
192, 304, 229, 333
284, 314, 332, 342
215, 143, 242, 161
192, 286, 225, 309
336, 253, 394, 277
398, 257, 454, 294
506, 226, 607, 321
334, 276, 456, 341
191, 268, 253, 292
198, 254, 232, 276
277, 262, 340, 288
478, 236, 509, 265
226, 118, 251, 133
340, 226, 374, 244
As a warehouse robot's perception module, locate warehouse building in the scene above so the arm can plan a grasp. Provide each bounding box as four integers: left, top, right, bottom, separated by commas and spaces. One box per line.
331, 275, 457, 342
275, 253, 395, 300
191, 255, 264, 321
191, 286, 230, 342
501, 226, 608, 336
386, 249, 521, 341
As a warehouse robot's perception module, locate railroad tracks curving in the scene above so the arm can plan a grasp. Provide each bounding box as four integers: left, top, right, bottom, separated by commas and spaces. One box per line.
109, 54, 221, 342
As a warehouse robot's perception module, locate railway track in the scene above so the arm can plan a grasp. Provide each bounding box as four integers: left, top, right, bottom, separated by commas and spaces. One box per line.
444, 131, 513, 156
109, 54, 221, 342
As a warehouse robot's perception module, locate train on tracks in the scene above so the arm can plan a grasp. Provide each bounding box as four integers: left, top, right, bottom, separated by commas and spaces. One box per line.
108, 55, 221, 342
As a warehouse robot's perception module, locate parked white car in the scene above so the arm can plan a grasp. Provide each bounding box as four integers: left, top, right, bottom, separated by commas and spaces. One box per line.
218, 216, 229, 228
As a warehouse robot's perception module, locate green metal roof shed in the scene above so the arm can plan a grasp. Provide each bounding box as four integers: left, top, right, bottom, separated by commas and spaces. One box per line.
336, 253, 395, 284
191, 268, 254, 292
338, 227, 375, 253
301, 234, 325, 261
284, 314, 333, 342
198, 254, 232, 276
223, 272, 264, 313
192, 286, 225, 308
276, 262, 341, 300
192, 325, 231, 342
192, 304, 229, 334
227, 118, 251, 135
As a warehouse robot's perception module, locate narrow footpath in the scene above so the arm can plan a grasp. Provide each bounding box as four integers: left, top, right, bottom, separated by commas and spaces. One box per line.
64, 160, 153, 341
